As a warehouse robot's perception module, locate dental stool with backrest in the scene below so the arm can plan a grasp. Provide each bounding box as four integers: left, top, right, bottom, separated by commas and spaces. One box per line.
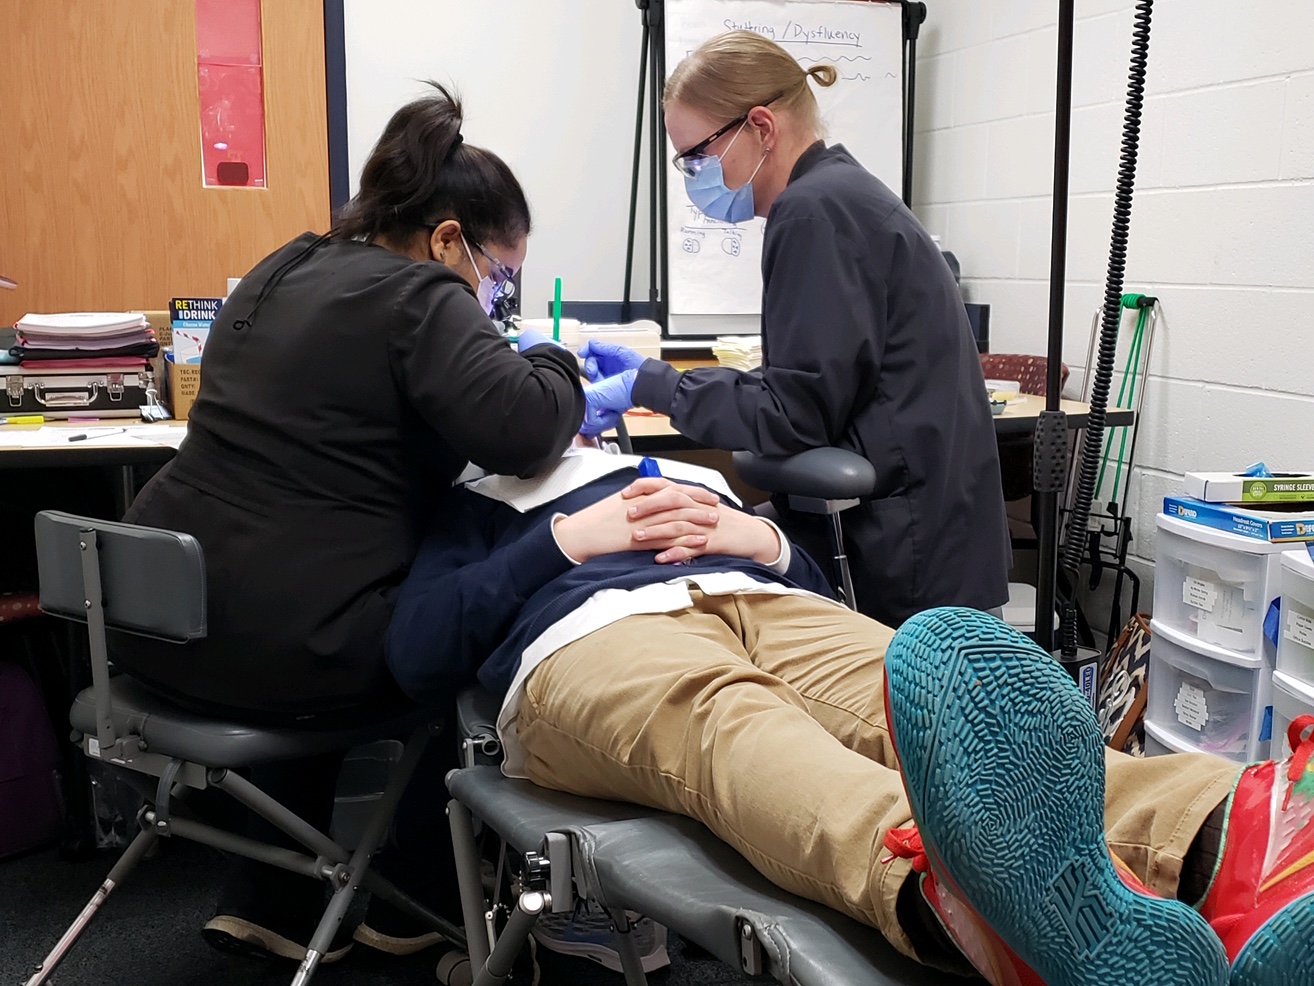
445, 449, 955, 985
25, 510, 463, 986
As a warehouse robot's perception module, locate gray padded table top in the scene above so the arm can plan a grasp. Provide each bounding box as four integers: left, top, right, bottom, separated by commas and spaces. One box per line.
447, 767, 955, 986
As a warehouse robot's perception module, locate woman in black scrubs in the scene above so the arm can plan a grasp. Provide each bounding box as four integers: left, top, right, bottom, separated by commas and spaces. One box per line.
121, 85, 583, 963
581, 31, 1010, 629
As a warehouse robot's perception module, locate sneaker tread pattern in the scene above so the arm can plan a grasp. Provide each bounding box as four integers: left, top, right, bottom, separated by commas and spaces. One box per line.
886, 607, 1228, 986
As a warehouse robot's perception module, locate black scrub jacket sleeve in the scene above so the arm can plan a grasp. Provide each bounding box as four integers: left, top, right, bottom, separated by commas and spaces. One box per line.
390, 266, 585, 478
633, 216, 881, 456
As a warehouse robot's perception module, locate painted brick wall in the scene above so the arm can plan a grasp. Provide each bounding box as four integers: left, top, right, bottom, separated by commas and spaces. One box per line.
911, 0, 1314, 594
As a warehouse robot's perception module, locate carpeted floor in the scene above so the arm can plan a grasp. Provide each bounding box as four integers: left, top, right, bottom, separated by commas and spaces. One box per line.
0, 840, 751, 986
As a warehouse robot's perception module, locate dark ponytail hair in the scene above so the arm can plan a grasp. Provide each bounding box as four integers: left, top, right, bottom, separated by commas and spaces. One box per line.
332, 82, 531, 248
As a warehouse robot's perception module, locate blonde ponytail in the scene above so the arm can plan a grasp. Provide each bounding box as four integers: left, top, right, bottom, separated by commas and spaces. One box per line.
665, 30, 833, 134
807, 64, 838, 88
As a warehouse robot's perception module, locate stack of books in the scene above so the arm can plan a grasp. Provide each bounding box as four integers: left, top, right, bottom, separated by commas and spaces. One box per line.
712, 335, 763, 371
8, 312, 158, 370
1165, 470, 1314, 544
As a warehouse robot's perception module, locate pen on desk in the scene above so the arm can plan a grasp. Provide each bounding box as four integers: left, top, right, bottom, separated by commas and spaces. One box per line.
67, 427, 127, 442
0, 415, 45, 425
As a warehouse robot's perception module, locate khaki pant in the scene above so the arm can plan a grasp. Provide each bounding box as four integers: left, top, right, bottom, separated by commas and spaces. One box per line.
514, 591, 1241, 961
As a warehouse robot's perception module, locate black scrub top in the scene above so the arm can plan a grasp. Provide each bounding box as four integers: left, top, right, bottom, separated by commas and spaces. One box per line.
634, 143, 1010, 627
120, 233, 584, 717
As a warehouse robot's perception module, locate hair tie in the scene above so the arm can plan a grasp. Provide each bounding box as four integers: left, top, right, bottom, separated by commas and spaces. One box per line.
450, 132, 464, 154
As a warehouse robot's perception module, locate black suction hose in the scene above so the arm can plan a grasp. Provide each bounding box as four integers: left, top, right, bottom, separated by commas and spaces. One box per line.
1059, 0, 1154, 671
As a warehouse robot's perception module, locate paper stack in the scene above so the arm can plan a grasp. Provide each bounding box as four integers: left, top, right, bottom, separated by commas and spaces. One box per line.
9, 312, 157, 369
712, 335, 763, 371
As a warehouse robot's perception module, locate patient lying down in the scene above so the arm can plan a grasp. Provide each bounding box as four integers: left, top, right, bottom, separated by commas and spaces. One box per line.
387, 446, 1314, 986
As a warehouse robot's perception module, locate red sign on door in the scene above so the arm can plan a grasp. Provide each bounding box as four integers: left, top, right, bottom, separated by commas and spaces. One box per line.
196, 0, 266, 188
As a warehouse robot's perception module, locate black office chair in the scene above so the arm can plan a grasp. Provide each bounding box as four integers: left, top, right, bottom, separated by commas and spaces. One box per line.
25, 511, 463, 986
732, 448, 877, 611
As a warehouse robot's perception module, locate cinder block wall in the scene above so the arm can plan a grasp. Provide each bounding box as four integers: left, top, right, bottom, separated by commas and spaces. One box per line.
911, 0, 1314, 597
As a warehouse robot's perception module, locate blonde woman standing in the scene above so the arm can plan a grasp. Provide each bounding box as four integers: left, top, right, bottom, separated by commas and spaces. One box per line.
580, 30, 1010, 628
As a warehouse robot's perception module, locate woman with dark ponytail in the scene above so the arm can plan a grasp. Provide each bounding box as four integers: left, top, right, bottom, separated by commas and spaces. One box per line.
119, 84, 582, 964
579, 31, 1010, 630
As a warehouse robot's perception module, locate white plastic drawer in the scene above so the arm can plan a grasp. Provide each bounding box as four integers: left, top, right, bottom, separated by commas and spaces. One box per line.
1146, 619, 1271, 763
1276, 550, 1314, 689
1143, 720, 1198, 758
1153, 515, 1286, 656
1270, 670, 1314, 760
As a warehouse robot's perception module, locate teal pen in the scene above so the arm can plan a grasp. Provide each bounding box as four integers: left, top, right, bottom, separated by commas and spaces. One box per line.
638, 457, 662, 478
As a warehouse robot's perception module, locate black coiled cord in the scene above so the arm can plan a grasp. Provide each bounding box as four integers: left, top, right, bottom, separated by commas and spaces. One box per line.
1060, 0, 1154, 659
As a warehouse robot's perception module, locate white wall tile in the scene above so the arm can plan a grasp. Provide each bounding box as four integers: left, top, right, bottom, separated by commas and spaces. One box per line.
919, 2, 994, 57
1158, 81, 1287, 187
1072, 9, 1137, 109
945, 200, 1021, 279
1132, 96, 1168, 190
1139, 288, 1314, 395
1061, 192, 1118, 285
1016, 198, 1055, 280
1068, 102, 1123, 195
985, 114, 1056, 200
913, 203, 949, 241
1133, 379, 1314, 476
1150, 0, 1314, 94
914, 125, 989, 205
1281, 73, 1314, 181
1077, 0, 1137, 19
1126, 467, 1183, 567
915, 53, 957, 134
966, 278, 1051, 354
955, 34, 1034, 125
991, 1, 1055, 41
1024, 27, 1060, 117
1127, 185, 1314, 289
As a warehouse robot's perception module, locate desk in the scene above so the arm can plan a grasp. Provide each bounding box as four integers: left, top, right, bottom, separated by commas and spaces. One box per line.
994, 394, 1135, 435
619, 393, 1135, 452
0, 422, 187, 515
0, 420, 187, 855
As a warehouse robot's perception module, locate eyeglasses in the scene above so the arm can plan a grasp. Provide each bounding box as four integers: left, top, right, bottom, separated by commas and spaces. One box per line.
474, 241, 516, 303
671, 93, 783, 178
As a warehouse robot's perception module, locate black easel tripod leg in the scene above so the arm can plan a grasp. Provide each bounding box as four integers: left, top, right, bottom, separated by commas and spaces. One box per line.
622, 9, 650, 324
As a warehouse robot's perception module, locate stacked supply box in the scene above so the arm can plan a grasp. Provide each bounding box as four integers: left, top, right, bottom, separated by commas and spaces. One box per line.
167, 297, 220, 420
1146, 513, 1288, 762
1272, 549, 1314, 758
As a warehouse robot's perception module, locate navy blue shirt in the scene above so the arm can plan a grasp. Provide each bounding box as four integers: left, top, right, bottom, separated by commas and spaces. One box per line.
386, 471, 835, 705
635, 143, 1010, 626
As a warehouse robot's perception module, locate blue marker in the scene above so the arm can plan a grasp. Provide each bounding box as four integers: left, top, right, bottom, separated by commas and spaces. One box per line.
638, 457, 662, 478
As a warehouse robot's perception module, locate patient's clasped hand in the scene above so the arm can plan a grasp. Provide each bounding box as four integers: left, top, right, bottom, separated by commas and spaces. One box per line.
391, 450, 1314, 985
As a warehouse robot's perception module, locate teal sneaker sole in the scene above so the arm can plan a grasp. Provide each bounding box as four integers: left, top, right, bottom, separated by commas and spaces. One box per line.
1229, 890, 1314, 986
885, 607, 1228, 986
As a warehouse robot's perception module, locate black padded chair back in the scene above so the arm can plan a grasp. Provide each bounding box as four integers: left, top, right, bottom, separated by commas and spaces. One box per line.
34, 510, 205, 642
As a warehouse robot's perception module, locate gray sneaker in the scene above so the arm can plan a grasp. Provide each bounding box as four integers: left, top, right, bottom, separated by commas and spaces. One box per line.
531, 903, 669, 974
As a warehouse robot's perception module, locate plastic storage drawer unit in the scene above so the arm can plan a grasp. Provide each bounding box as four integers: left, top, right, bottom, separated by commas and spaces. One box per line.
1276, 549, 1314, 688
1146, 619, 1272, 763
1270, 669, 1314, 760
1143, 719, 1215, 758
1153, 513, 1287, 656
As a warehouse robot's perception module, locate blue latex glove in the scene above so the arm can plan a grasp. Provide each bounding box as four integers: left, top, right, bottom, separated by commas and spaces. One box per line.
517, 327, 565, 353
578, 339, 647, 383
580, 369, 638, 437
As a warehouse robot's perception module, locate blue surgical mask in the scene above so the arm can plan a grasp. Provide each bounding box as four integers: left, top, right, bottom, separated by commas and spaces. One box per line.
681, 122, 768, 224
